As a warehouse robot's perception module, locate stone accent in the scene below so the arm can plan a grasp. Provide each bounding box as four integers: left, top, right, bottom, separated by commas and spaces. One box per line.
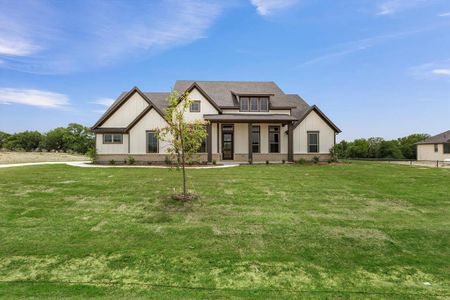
293, 154, 331, 161
96, 153, 208, 164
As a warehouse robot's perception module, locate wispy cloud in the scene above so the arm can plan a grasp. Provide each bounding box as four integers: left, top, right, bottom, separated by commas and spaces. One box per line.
91, 98, 115, 107
250, 0, 299, 16
298, 29, 428, 67
410, 60, 450, 79
0, 0, 226, 74
377, 0, 426, 15
0, 88, 70, 109
432, 69, 450, 76
438, 12, 450, 17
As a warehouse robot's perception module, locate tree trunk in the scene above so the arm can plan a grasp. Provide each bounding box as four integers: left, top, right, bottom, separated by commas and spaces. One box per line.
179, 128, 186, 197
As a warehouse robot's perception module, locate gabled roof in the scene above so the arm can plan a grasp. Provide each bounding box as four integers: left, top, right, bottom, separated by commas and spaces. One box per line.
204, 114, 297, 123
91, 80, 341, 134
173, 80, 295, 108
292, 105, 341, 133
415, 130, 450, 144
91, 87, 165, 130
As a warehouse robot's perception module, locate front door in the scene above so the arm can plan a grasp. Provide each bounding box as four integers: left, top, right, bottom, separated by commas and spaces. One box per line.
222, 127, 234, 160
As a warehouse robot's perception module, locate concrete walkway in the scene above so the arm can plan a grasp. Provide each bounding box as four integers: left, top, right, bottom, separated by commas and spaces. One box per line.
0, 161, 239, 169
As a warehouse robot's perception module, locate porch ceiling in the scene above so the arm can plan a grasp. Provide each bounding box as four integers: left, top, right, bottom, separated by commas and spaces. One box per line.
203, 114, 297, 124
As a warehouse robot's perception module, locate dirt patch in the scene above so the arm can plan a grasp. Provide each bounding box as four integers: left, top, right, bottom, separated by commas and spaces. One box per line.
0, 151, 87, 164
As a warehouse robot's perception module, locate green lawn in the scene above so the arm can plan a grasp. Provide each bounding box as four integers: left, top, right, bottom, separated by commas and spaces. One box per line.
0, 162, 448, 299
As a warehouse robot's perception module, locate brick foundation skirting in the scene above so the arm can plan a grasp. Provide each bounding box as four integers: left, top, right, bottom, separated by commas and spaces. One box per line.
96, 153, 331, 164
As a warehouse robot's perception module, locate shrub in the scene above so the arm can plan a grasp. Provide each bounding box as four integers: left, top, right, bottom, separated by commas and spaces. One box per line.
313, 156, 320, 164
282, 159, 286, 164
109, 160, 116, 165
164, 156, 172, 165
127, 156, 135, 165
86, 147, 97, 163
296, 158, 306, 165
212, 160, 217, 165
265, 160, 269, 165
329, 146, 338, 162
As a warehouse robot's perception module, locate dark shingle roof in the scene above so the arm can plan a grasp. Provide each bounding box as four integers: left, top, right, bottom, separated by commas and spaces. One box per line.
416, 130, 450, 144
93, 80, 340, 133
173, 80, 296, 108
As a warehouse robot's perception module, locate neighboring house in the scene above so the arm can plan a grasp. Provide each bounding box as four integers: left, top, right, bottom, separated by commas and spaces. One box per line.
415, 130, 450, 161
91, 80, 341, 163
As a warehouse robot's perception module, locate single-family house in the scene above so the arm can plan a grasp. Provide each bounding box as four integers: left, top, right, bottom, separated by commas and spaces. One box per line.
91, 80, 341, 163
415, 130, 450, 161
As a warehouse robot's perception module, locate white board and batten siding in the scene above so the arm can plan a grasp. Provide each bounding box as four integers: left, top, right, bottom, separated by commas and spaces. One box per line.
293, 110, 336, 154
101, 93, 149, 127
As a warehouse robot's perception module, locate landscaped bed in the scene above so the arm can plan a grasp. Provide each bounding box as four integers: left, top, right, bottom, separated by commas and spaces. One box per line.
0, 162, 448, 299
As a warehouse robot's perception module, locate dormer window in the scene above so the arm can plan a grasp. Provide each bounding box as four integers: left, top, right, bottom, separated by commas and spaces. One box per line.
240, 97, 249, 111
240, 96, 269, 112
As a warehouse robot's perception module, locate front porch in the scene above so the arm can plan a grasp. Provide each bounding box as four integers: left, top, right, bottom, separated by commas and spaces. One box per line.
204, 114, 297, 163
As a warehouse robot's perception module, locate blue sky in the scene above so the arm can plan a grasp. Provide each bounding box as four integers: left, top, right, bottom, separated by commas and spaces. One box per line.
0, 0, 449, 141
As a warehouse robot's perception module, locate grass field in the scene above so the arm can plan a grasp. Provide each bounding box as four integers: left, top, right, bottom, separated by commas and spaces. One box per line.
0, 151, 88, 164
0, 162, 448, 299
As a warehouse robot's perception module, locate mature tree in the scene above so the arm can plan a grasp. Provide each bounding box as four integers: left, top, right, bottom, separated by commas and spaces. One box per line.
65, 123, 95, 154
0, 131, 11, 149
378, 140, 403, 159
367, 137, 384, 158
157, 90, 208, 200
398, 133, 429, 159
41, 127, 67, 151
4, 131, 43, 151
40, 123, 94, 154
347, 138, 369, 158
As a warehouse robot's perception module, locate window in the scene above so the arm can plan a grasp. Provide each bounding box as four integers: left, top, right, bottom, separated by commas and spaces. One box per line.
103, 134, 123, 144
444, 144, 450, 154
250, 97, 259, 111
190, 100, 201, 112
308, 131, 319, 153
240, 97, 249, 111
198, 126, 207, 153
269, 126, 280, 153
434, 144, 439, 152
251, 126, 260, 153
259, 97, 269, 112
146, 131, 158, 153
240, 96, 270, 112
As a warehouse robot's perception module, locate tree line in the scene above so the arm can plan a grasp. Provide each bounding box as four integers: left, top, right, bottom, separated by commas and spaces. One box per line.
0, 123, 94, 154
333, 133, 429, 160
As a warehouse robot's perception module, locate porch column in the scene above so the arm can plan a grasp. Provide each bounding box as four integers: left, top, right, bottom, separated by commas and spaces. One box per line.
288, 123, 294, 162
207, 122, 212, 163
248, 123, 253, 163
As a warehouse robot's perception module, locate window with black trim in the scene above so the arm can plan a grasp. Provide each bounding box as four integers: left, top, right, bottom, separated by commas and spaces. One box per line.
190, 100, 201, 112
147, 131, 158, 153
250, 97, 258, 111
240, 96, 269, 112
251, 126, 260, 153
269, 126, 280, 153
240, 97, 249, 111
308, 131, 319, 153
260, 97, 268, 111
434, 144, 439, 152
444, 143, 450, 154
103, 134, 123, 144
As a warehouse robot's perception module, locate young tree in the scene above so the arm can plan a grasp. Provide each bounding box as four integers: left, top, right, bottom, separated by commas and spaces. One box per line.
157, 90, 208, 200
